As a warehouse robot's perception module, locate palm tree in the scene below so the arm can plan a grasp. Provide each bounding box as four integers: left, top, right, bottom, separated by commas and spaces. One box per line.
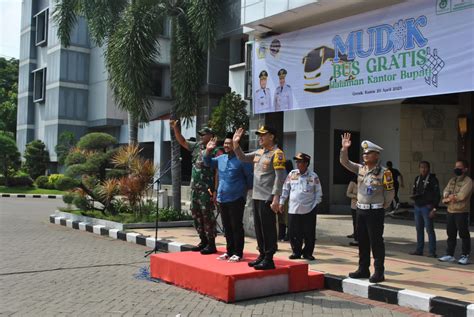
53, 0, 220, 211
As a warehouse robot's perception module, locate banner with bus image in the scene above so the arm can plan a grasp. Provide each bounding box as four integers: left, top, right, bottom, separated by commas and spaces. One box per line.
252, 0, 474, 114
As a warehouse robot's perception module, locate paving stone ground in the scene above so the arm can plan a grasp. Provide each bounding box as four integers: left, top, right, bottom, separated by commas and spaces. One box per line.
0, 199, 438, 316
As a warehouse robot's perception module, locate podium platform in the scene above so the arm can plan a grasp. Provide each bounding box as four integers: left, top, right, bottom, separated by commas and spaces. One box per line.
150, 249, 324, 302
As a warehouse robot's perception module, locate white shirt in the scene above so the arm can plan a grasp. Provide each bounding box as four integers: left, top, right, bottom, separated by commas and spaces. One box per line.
274, 84, 293, 111
279, 169, 323, 214
255, 87, 272, 112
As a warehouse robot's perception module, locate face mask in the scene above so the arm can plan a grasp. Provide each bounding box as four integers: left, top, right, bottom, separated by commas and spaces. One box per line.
454, 168, 464, 176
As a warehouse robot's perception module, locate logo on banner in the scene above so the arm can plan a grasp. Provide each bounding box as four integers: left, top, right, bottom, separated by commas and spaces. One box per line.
301, 46, 351, 93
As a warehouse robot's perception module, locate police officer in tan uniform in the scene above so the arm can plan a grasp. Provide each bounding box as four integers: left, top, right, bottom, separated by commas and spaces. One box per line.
274, 69, 293, 111
233, 126, 286, 270
340, 133, 394, 283
255, 70, 272, 113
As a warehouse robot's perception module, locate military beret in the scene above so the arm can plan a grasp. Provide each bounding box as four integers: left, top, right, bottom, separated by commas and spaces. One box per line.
278, 68, 287, 78
198, 126, 215, 136
294, 152, 311, 162
255, 125, 277, 135
361, 140, 383, 153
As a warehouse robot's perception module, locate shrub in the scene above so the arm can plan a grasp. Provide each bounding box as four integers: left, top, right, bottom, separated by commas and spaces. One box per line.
62, 192, 75, 205
9, 175, 34, 187
55, 176, 79, 191
23, 140, 50, 179
48, 174, 64, 186
35, 175, 49, 188
72, 195, 90, 210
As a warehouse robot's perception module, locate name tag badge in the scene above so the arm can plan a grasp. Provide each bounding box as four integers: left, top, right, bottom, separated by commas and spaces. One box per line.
367, 185, 374, 195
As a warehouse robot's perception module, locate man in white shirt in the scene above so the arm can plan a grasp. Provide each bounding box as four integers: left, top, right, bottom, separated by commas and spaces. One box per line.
279, 152, 322, 260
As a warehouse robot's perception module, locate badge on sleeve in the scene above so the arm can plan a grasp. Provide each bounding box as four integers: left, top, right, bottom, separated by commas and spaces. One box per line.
273, 149, 286, 170
383, 170, 394, 190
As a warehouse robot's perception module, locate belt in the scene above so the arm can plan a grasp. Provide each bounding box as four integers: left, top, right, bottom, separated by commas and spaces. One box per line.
357, 202, 384, 210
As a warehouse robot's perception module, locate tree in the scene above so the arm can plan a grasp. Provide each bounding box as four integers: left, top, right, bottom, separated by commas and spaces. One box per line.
55, 131, 76, 165
64, 132, 122, 212
0, 57, 19, 137
54, 0, 221, 211
24, 140, 50, 179
0, 133, 21, 186
209, 92, 249, 139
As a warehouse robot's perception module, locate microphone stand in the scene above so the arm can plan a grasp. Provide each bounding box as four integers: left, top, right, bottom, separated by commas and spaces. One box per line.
145, 162, 172, 257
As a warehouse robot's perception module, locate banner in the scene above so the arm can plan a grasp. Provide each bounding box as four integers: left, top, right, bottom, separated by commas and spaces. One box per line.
252, 0, 474, 114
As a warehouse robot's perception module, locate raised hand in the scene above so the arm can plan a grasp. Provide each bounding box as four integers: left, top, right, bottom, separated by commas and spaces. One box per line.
206, 137, 217, 152
170, 119, 178, 129
341, 132, 352, 149
233, 128, 245, 145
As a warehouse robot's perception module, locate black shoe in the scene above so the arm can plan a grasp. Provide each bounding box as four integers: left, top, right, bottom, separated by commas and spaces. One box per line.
200, 239, 216, 255
347, 234, 354, 239
248, 256, 264, 267
427, 253, 437, 258
289, 253, 301, 260
409, 250, 423, 256
303, 255, 316, 261
348, 269, 370, 279
200, 245, 217, 254
369, 272, 385, 283
191, 241, 207, 252
349, 241, 359, 246
254, 259, 275, 270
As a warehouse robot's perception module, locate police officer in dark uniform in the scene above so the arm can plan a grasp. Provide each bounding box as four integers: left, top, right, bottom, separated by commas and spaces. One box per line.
340, 133, 395, 283
255, 70, 272, 113
233, 126, 286, 270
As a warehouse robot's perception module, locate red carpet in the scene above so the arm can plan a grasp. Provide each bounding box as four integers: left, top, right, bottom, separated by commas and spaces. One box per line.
150, 249, 324, 302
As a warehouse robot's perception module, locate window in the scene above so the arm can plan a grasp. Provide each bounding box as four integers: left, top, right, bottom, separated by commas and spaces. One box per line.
33, 68, 46, 103
149, 65, 170, 98
244, 41, 253, 100
35, 8, 49, 46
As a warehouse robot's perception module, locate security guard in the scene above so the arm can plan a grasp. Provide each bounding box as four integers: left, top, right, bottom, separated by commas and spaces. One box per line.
340, 133, 394, 283
274, 68, 293, 111
255, 70, 272, 113
279, 153, 322, 261
170, 121, 222, 254
233, 125, 286, 270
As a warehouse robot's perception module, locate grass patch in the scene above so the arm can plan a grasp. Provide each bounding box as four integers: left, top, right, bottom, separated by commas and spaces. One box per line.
67, 208, 192, 224
0, 186, 66, 195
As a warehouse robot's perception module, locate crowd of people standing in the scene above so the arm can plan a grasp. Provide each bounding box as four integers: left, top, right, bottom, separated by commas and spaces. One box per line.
170, 120, 472, 279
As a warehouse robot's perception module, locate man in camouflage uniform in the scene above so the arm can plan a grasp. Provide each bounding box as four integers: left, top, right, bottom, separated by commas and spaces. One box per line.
340, 133, 394, 283
233, 125, 286, 270
171, 121, 222, 254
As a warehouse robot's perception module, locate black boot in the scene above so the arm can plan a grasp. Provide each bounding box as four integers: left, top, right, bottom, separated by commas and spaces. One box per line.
200, 238, 217, 254
191, 236, 208, 252
278, 224, 286, 241
369, 271, 385, 283
248, 255, 264, 267
254, 258, 276, 270
348, 268, 370, 279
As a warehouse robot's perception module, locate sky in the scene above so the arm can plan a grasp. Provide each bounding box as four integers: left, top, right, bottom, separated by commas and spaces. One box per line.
0, 0, 21, 59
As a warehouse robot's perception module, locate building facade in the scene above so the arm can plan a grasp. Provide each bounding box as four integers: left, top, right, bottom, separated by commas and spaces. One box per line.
17, 0, 179, 173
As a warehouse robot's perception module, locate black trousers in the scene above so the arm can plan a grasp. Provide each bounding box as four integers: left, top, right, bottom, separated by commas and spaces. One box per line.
219, 197, 246, 258
253, 199, 277, 260
351, 208, 358, 241
357, 208, 385, 273
446, 212, 471, 256
288, 208, 317, 257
